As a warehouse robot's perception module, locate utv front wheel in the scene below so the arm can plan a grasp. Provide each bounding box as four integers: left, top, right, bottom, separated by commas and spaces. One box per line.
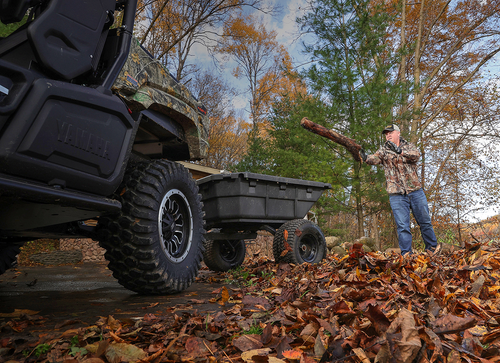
273, 219, 326, 264
98, 160, 205, 294
203, 239, 246, 272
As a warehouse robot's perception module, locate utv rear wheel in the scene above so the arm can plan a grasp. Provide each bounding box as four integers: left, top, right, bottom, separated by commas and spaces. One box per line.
98, 160, 205, 294
273, 219, 326, 264
203, 239, 246, 272
0, 244, 20, 275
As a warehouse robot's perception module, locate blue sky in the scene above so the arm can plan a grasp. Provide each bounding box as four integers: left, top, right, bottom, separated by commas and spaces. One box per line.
191, 0, 312, 117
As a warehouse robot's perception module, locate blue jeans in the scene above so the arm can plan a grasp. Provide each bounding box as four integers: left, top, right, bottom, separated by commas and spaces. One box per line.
389, 188, 437, 255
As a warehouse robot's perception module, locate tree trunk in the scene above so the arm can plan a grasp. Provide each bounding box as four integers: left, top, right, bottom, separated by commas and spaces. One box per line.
399, 0, 409, 134
410, 0, 426, 144
354, 163, 364, 238
372, 213, 381, 251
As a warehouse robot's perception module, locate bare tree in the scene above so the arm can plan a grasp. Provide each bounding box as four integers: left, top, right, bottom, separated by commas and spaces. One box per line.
135, 0, 278, 80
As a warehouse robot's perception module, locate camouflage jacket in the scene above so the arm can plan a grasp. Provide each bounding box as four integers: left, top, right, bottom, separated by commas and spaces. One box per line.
365, 138, 422, 195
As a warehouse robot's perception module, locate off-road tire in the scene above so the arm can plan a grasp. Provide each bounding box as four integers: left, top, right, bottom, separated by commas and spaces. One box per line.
98, 160, 205, 294
203, 239, 246, 272
273, 219, 326, 264
0, 244, 21, 275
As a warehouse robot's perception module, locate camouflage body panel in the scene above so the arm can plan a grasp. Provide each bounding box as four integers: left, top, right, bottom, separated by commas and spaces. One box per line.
112, 38, 208, 160
365, 138, 422, 195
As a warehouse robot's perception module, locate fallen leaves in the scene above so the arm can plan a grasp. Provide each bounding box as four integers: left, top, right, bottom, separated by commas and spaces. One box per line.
432, 314, 477, 334
104, 343, 146, 363
2, 241, 500, 362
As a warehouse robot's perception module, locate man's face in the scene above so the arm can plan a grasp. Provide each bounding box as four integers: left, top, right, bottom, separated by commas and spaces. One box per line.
384, 130, 400, 144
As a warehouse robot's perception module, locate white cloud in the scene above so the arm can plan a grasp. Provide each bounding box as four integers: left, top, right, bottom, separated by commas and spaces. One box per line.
232, 96, 248, 110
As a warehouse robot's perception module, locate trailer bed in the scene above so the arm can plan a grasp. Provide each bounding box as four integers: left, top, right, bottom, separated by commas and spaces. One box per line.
197, 172, 331, 230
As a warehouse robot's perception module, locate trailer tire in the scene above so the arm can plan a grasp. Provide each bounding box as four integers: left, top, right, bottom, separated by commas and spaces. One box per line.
0, 244, 20, 275
203, 239, 246, 272
98, 160, 205, 295
273, 219, 326, 264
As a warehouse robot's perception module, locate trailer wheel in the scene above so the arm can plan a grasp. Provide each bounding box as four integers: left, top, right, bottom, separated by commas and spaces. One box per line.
273, 219, 326, 264
98, 160, 205, 295
0, 244, 21, 275
203, 239, 246, 272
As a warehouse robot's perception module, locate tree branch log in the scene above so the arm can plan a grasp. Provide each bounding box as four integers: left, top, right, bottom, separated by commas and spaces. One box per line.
300, 117, 363, 162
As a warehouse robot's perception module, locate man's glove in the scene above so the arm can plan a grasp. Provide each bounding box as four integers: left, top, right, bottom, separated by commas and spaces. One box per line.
385, 141, 402, 154
359, 149, 367, 162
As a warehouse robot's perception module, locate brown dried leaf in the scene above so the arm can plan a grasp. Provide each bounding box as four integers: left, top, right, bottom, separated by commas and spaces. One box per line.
432, 314, 477, 334
242, 295, 271, 309
329, 300, 354, 314
364, 303, 391, 335
300, 322, 318, 338
240, 348, 271, 362
104, 343, 146, 363
419, 327, 443, 363
185, 336, 210, 357
232, 334, 263, 352
107, 316, 121, 331
276, 336, 293, 358
280, 240, 292, 257
386, 308, 421, 363
315, 317, 336, 336
352, 348, 371, 363
481, 327, 500, 344
261, 324, 273, 345
314, 333, 326, 357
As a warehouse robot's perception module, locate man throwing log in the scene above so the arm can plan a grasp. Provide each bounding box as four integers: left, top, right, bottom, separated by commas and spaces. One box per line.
360, 124, 438, 256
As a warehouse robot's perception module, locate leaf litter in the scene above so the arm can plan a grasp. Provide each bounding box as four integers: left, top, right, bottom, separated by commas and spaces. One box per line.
1, 241, 500, 363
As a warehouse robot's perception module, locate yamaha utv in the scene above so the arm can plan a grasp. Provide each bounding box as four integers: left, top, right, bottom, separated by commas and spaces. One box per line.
0, 0, 209, 294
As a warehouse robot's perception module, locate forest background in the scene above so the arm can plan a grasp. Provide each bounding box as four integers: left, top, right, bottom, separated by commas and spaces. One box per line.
110, 0, 500, 250
3, 0, 500, 250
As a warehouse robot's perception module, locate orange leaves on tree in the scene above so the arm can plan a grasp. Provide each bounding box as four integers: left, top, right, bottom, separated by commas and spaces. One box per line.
203, 114, 250, 170
215, 14, 306, 128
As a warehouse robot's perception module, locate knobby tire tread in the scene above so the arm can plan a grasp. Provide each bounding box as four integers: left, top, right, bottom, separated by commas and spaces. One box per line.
273, 219, 325, 264
98, 160, 205, 294
203, 239, 245, 272
273, 219, 306, 264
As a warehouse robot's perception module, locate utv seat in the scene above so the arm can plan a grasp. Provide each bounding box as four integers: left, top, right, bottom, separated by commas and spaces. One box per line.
0, 0, 116, 81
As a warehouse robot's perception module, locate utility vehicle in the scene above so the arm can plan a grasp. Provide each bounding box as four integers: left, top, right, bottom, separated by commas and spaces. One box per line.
0, 0, 208, 294
0, 0, 330, 294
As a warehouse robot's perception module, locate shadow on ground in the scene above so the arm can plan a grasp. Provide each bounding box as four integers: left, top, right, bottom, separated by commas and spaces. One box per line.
0, 263, 229, 330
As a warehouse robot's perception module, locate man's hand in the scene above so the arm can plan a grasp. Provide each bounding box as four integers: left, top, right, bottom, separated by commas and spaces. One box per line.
385, 141, 402, 154
359, 149, 368, 162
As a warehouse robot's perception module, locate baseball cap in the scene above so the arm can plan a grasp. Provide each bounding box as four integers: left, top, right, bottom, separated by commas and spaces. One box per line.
382, 124, 400, 134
